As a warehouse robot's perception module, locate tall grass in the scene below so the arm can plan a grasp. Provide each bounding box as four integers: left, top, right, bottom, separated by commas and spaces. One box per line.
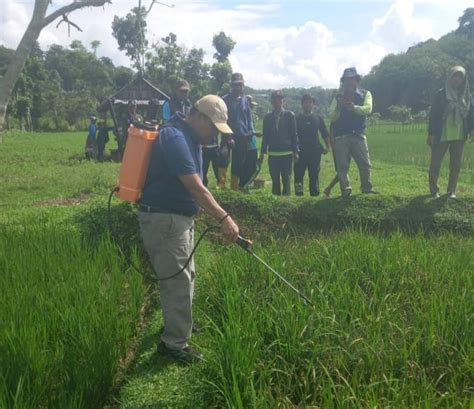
199, 231, 473, 408
0, 222, 144, 408
367, 123, 473, 171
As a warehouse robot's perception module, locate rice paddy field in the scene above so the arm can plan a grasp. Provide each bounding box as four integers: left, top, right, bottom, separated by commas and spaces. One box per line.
0, 123, 473, 408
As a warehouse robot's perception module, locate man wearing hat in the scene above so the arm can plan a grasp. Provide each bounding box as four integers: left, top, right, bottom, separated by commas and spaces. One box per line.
260, 90, 299, 196
329, 67, 376, 197
223, 73, 256, 191
139, 95, 240, 364
162, 79, 193, 123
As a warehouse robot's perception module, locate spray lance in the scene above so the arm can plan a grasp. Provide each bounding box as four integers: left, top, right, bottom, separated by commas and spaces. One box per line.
235, 236, 314, 306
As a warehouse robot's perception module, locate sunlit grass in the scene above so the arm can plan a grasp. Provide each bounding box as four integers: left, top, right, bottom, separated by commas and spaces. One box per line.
0, 221, 145, 408
198, 232, 473, 408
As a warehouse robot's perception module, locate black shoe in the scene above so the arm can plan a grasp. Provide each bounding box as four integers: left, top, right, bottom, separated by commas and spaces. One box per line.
363, 190, 379, 194
157, 342, 203, 364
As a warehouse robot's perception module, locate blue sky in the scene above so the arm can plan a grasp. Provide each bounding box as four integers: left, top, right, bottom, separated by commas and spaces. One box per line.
1, 0, 471, 88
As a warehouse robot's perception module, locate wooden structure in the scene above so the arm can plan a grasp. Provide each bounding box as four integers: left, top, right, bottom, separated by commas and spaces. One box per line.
97, 73, 169, 130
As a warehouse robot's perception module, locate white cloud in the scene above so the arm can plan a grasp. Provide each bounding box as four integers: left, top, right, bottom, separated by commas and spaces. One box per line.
0, 0, 469, 89
371, 0, 433, 51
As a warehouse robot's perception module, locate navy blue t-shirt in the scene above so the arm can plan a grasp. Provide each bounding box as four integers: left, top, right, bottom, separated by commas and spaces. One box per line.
140, 114, 202, 216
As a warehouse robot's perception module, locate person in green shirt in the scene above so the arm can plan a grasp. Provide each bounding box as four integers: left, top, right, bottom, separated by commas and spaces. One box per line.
428, 66, 474, 199
328, 68, 376, 197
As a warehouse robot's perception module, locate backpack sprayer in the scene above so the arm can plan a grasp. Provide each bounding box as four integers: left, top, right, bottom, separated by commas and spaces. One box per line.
110, 122, 313, 305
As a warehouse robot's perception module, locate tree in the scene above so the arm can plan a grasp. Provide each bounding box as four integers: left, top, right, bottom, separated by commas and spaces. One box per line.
113, 66, 135, 90
456, 8, 474, 40
90, 40, 101, 55
210, 61, 232, 95
112, 6, 148, 70
212, 31, 236, 63
0, 0, 112, 135
181, 48, 210, 100
210, 32, 235, 94
145, 33, 210, 98
146, 33, 184, 91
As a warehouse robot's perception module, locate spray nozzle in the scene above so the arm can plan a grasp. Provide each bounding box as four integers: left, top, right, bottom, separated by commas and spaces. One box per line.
235, 236, 253, 252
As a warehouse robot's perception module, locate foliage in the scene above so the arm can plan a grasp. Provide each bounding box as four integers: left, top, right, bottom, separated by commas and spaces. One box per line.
118, 230, 474, 408
456, 7, 474, 39
210, 32, 236, 94
212, 31, 236, 63
200, 232, 474, 408
0, 217, 145, 408
3, 41, 131, 131
112, 6, 148, 70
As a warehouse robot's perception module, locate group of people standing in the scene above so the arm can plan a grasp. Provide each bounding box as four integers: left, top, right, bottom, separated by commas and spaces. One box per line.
84, 116, 114, 162
162, 69, 377, 199
87, 64, 473, 199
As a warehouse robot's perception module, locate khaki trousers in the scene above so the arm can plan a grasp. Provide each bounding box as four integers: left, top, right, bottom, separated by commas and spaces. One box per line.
333, 135, 373, 195
139, 212, 195, 350
429, 140, 465, 195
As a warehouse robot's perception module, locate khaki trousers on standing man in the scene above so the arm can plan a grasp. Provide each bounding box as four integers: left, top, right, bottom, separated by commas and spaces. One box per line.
139, 212, 196, 350
333, 134, 373, 195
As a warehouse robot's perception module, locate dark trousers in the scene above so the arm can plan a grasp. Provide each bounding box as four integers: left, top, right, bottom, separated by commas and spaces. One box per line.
97, 138, 107, 162
231, 148, 246, 177
239, 150, 258, 188
202, 147, 219, 187
294, 149, 322, 196
231, 148, 258, 187
269, 154, 293, 196
429, 140, 465, 194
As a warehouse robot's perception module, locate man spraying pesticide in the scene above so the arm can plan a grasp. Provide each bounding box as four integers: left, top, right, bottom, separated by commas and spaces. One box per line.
113, 95, 313, 364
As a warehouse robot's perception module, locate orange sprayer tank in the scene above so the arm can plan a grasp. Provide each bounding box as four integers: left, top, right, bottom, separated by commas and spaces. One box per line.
116, 124, 159, 203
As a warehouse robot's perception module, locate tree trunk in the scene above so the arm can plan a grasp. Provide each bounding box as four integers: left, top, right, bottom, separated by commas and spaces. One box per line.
0, 0, 48, 135
0, 0, 111, 139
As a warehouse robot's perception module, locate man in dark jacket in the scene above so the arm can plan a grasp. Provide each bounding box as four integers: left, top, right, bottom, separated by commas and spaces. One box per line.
295, 94, 330, 196
223, 73, 255, 191
427, 66, 474, 199
260, 90, 299, 196
162, 80, 192, 122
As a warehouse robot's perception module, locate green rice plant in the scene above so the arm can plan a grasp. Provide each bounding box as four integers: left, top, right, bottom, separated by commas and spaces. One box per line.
198, 231, 473, 408
0, 221, 145, 408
